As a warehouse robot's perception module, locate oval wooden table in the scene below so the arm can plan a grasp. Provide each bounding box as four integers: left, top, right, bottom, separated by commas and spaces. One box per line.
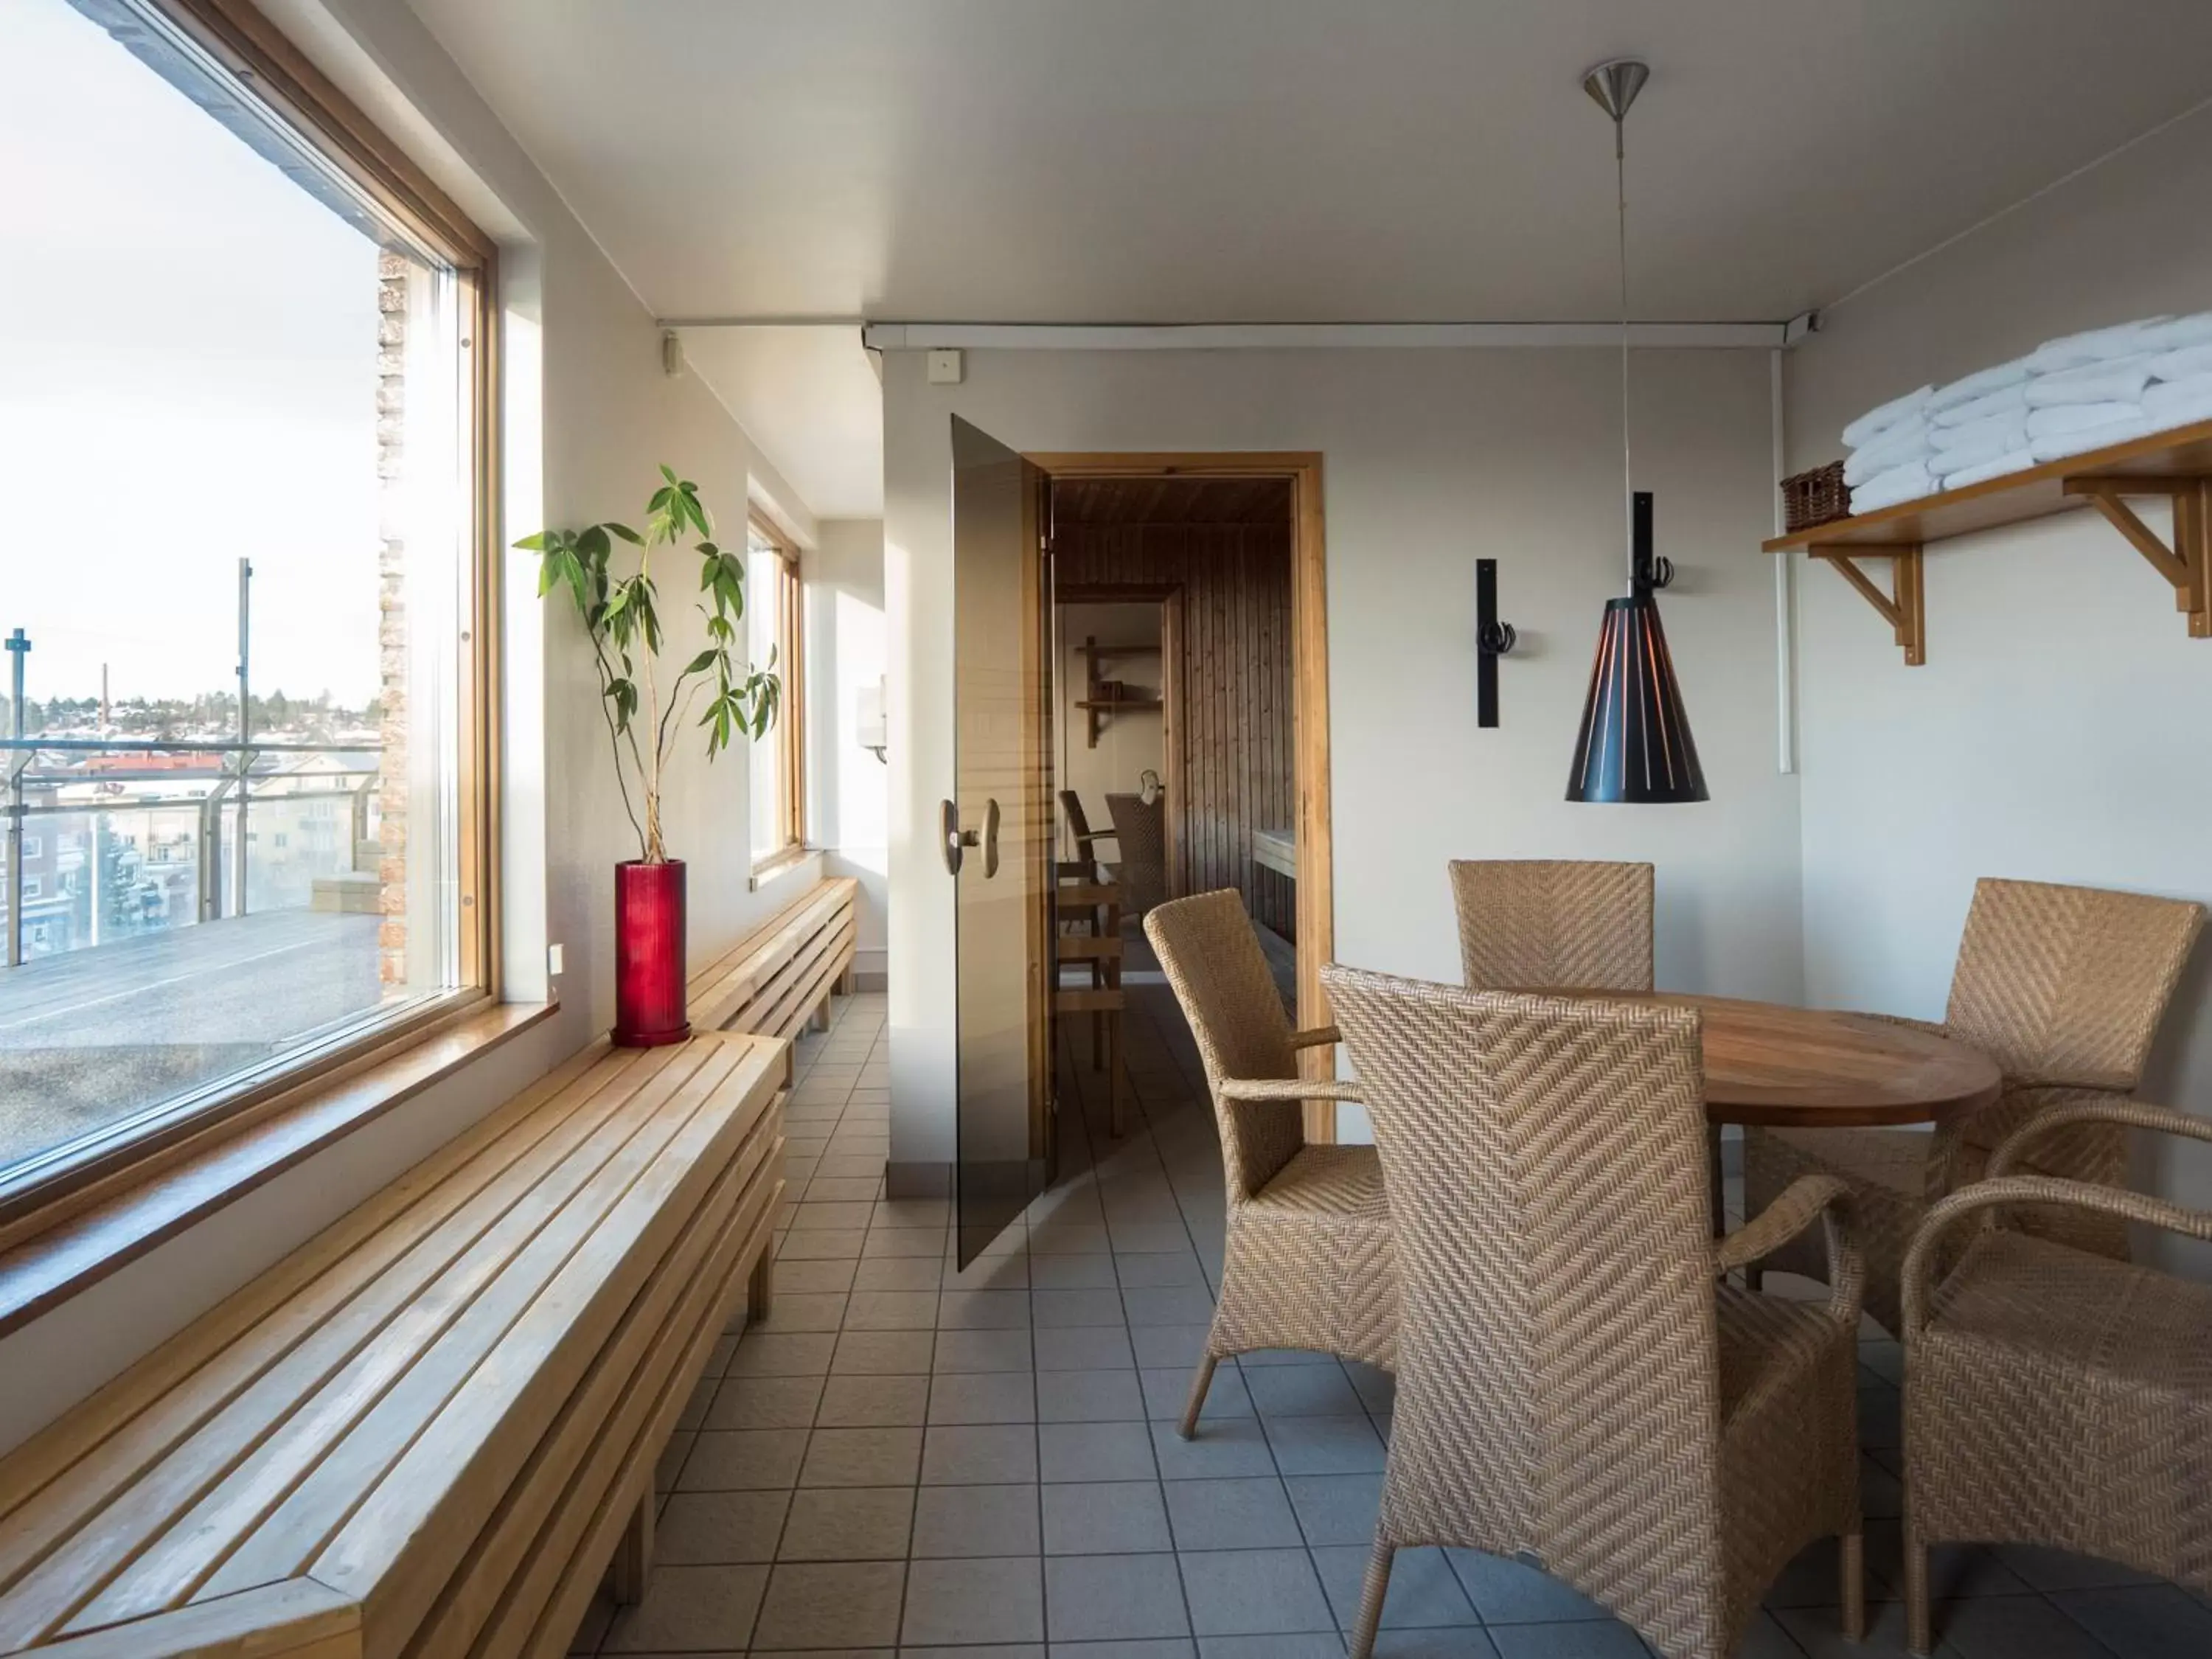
1574, 992, 2003, 1230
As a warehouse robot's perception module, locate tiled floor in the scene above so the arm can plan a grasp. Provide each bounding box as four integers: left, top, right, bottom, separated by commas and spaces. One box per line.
566, 986, 2212, 1658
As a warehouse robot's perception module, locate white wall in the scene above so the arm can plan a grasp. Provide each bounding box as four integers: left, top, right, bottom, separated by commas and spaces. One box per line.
0, 0, 826, 1454
808, 518, 889, 984
1784, 105, 2212, 1273
886, 346, 1798, 1165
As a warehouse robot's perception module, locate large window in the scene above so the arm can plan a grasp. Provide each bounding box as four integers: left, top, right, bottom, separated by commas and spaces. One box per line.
746, 515, 806, 872
0, 0, 493, 1205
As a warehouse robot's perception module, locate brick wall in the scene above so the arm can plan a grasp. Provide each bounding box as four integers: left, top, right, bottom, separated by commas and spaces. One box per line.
375, 252, 407, 986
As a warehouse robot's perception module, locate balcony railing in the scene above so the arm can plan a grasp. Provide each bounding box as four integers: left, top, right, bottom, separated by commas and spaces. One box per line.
3, 734, 383, 969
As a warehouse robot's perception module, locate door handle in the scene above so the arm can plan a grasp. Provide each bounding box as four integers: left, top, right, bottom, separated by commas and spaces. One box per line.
942, 798, 970, 876
942, 798, 1004, 879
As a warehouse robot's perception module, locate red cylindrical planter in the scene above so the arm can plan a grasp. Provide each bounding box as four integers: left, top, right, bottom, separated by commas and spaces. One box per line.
613, 858, 692, 1046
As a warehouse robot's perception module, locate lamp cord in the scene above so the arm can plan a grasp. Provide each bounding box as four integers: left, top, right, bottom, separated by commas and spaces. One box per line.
1615, 116, 1632, 588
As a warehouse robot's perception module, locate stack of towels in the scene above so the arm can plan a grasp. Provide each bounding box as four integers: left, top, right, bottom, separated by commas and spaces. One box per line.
1840, 310, 2212, 513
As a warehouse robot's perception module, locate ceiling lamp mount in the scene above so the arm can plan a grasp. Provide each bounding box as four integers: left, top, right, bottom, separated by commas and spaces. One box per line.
1565, 56, 1709, 806
1581, 58, 1649, 127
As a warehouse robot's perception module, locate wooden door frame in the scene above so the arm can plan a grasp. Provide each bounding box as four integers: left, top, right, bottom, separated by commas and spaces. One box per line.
1056, 581, 1185, 902
1030, 452, 1338, 1143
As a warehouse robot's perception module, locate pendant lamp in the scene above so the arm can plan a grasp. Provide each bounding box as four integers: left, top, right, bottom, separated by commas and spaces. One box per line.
1565, 60, 1708, 804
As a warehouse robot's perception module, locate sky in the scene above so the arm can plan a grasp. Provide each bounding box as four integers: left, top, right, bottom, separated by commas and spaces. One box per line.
0, 0, 386, 712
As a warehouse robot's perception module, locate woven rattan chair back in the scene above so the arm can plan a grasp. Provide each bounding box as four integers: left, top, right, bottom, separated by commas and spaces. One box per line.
1105, 791, 1168, 917
1944, 877, 2201, 1095
1449, 859, 1655, 993
1324, 964, 1729, 1646
1146, 890, 1303, 1199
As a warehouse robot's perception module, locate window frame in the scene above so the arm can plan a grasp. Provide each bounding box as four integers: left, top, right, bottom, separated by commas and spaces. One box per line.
0, 0, 504, 1236
747, 512, 807, 877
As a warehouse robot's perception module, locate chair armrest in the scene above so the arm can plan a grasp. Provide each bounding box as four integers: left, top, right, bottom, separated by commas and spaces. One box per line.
1288, 1024, 1340, 1052
1986, 1098, 2212, 1178
1218, 1077, 1363, 1105
1716, 1174, 1863, 1329
1902, 1174, 2212, 1342
1071, 828, 1117, 846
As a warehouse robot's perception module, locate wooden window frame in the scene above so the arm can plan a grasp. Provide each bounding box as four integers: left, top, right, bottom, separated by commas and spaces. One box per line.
0, 0, 506, 1243
747, 513, 808, 877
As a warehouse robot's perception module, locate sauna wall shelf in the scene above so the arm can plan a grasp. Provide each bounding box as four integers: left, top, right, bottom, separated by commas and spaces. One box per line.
1762, 417, 2212, 664
1076, 636, 1164, 747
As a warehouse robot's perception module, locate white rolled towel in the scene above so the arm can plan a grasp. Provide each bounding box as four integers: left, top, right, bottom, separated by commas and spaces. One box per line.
2135, 311, 2212, 354
2025, 352, 2159, 408
1931, 421, 2031, 473
1932, 383, 2028, 428
1841, 384, 1934, 449
1942, 450, 2034, 491
2028, 414, 2157, 465
1843, 419, 1931, 486
2143, 373, 2212, 426
2151, 343, 2212, 383
2028, 316, 2170, 372
1930, 408, 2029, 453
2026, 401, 2143, 439
1847, 459, 1935, 513
1927, 359, 2031, 413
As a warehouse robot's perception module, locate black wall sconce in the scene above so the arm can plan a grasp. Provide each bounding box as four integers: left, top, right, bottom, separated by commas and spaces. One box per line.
1475, 557, 1517, 728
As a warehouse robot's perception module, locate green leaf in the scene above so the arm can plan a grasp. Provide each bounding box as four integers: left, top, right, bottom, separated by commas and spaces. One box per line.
577, 524, 610, 561
659, 462, 678, 486
605, 521, 644, 544
513, 531, 550, 551
684, 647, 717, 675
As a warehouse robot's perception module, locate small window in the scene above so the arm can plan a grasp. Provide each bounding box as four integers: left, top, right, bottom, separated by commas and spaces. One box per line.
746, 515, 806, 867
20, 838, 41, 860
21, 878, 41, 900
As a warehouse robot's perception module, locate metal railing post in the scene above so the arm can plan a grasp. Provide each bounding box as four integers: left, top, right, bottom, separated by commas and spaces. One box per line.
5, 629, 27, 968
233, 558, 251, 918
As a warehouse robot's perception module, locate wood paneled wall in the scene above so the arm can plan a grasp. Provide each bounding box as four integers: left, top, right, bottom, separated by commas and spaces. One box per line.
1055, 523, 1295, 938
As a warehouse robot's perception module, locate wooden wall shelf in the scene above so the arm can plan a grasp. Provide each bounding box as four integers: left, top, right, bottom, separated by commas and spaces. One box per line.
1074, 633, 1165, 746
1764, 417, 2212, 663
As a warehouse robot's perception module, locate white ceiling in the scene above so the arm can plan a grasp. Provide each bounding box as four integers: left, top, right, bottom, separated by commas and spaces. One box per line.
406, 0, 2212, 513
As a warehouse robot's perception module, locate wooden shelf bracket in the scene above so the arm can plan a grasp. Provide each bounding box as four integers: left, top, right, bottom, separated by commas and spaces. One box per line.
2062, 475, 2211, 638
1811, 543, 1924, 665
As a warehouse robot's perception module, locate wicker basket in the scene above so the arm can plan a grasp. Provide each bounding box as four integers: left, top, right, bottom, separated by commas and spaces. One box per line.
1781, 460, 1851, 532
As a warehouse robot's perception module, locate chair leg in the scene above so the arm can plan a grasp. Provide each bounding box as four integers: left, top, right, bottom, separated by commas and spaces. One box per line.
1903, 1520, 1931, 1655
1840, 1530, 1865, 1641
1744, 1265, 1764, 1293
1347, 1537, 1396, 1659
1177, 1354, 1219, 1440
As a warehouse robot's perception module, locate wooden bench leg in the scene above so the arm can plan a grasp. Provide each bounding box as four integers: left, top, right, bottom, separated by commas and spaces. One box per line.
747, 1234, 777, 1325
609, 1480, 655, 1606
810, 996, 832, 1034
835, 964, 855, 996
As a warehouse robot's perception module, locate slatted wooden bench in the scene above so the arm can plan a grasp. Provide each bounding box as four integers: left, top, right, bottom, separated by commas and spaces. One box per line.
0, 1031, 785, 1659
686, 876, 860, 1063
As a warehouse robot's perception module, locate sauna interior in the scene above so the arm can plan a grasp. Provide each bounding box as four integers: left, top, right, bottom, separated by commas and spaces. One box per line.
1051, 476, 1298, 990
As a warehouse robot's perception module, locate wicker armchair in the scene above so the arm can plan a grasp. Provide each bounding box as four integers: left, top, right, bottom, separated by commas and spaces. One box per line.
1105, 790, 1167, 917
1449, 858, 1655, 992
1144, 891, 1393, 1436
1745, 877, 2203, 1334
1901, 1099, 2212, 1655
1323, 965, 1864, 1659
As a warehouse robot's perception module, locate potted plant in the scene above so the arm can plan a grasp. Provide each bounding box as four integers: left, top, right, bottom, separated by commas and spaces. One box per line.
518, 467, 779, 1046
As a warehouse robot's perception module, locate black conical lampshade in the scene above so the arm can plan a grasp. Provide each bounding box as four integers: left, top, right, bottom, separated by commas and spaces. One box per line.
1567, 493, 1708, 804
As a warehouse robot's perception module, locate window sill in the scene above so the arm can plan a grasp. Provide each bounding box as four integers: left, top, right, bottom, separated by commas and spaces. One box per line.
0, 997, 555, 1340
749, 844, 816, 892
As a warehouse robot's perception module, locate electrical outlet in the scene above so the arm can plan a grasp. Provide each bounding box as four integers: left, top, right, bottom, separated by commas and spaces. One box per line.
548, 942, 565, 976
